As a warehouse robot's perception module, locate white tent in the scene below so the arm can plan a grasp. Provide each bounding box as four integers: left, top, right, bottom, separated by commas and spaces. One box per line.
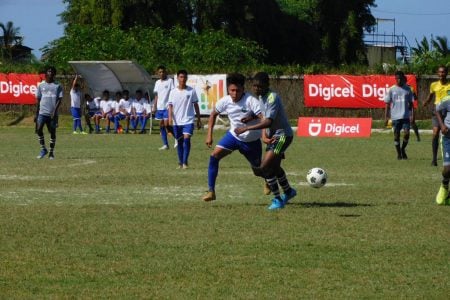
68, 60, 155, 133
68, 60, 154, 97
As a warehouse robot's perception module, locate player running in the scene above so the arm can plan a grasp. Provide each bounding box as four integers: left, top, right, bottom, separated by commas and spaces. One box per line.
202, 73, 263, 202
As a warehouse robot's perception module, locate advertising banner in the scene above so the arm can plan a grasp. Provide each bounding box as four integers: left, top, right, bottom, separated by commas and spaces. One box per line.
297, 117, 372, 138
304, 75, 417, 108
0, 73, 45, 105
174, 74, 227, 115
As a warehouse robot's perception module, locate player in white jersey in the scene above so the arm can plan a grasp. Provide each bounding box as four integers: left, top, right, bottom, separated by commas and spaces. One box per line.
202, 73, 263, 202
131, 90, 147, 133
114, 90, 132, 133
70, 74, 86, 134
153, 65, 176, 149
98, 90, 114, 133
168, 70, 202, 169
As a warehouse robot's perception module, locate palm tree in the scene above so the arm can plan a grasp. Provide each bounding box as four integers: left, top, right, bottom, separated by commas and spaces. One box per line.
0, 21, 21, 60
431, 36, 449, 56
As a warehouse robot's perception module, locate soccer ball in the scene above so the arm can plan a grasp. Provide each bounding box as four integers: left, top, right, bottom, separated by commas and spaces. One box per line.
306, 167, 327, 188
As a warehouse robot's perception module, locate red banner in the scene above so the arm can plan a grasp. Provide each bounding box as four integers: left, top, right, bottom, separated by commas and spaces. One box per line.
297, 117, 372, 138
0, 73, 45, 105
304, 75, 417, 108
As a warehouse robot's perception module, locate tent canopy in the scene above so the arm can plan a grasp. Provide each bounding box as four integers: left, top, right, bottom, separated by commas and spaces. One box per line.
68, 60, 154, 97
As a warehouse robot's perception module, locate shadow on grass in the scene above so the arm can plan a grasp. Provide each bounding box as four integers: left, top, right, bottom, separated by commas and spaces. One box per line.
292, 202, 373, 208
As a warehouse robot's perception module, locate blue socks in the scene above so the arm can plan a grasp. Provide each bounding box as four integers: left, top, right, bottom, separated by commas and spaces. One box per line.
207, 156, 219, 191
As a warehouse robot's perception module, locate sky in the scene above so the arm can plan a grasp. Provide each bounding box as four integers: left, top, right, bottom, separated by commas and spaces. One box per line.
0, 0, 449, 60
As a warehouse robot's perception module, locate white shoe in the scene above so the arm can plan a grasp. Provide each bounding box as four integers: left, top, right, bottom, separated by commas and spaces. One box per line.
159, 145, 169, 150
174, 139, 178, 148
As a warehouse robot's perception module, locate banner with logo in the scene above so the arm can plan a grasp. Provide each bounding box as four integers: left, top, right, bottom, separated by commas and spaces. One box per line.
0, 73, 45, 105
174, 74, 227, 115
304, 75, 417, 108
297, 117, 372, 138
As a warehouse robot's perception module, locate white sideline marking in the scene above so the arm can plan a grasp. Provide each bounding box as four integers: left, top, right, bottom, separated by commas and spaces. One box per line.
65, 159, 97, 168
0, 175, 52, 181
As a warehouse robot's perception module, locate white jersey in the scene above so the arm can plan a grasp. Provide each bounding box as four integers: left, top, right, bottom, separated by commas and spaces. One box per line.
144, 102, 152, 114
133, 98, 147, 114
215, 93, 262, 142
118, 98, 132, 114
70, 89, 81, 108
88, 97, 101, 112
168, 86, 198, 126
154, 78, 175, 110
100, 99, 113, 114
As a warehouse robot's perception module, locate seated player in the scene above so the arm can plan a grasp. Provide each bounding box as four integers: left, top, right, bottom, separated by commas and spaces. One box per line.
84, 94, 96, 133
114, 89, 133, 134
99, 90, 114, 133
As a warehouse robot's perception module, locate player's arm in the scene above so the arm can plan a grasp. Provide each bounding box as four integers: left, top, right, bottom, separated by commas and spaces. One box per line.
152, 94, 158, 112
194, 102, 202, 129
235, 114, 270, 135
205, 110, 219, 148
435, 107, 448, 134
423, 92, 434, 107
168, 103, 173, 126
384, 103, 390, 127
71, 74, 78, 90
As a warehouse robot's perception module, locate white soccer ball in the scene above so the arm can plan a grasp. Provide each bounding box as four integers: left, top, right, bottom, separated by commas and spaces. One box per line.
306, 167, 328, 188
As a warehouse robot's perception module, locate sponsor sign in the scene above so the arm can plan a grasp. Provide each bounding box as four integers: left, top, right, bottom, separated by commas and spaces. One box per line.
297, 117, 372, 138
0, 73, 45, 105
304, 75, 417, 108
174, 74, 226, 115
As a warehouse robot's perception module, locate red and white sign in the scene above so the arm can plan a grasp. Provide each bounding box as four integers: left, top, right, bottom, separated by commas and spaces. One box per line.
297, 117, 372, 138
304, 75, 417, 108
0, 73, 45, 105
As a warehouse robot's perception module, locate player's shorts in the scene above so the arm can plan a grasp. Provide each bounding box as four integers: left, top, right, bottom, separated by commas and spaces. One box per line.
173, 123, 194, 138
155, 109, 168, 120
266, 135, 293, 156
71, 107, 82, 119
392, 119, 410, 134
37, 114, 57, 130
115, 113, 127, 121
432, 115, 441, 128
94, 111, 103, 117
442, 135, 450, 166
217, 131, 262, 167
87, 110, 97, 118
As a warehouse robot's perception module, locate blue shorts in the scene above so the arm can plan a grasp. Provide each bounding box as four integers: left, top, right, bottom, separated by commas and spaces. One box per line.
115, 113, 127, 121
266, 135, 293, 155
392, 119, 410, 134
442, 136, 450, 166
155, 109, 168, 120
87, 110, 96, 117
217, 131, 262, 167
173, 124, 194, 138
71, 107, 82, 119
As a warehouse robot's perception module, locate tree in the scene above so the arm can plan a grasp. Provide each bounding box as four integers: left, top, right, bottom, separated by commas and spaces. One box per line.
0, 21, 22, 60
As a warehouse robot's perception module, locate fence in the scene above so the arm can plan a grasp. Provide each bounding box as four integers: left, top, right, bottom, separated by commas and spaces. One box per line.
0, 75, 439, 121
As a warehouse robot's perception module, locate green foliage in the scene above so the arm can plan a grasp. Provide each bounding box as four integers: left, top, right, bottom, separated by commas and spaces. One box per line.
410, 35, 450, 75
41, 24, 265, 73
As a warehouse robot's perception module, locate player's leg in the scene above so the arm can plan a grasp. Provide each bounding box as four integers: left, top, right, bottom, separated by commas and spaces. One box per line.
165, 117, 177, 148
85, 112, 94, 133
436, 136, 450, 205
202, 132, 235, 201
180, 124, 194, 168
431, 116, 440, 166
393, 120, 402, 160
71, 107, 78, 134
47, 117, 57, 159
411, 120, 420, 141
401, 120, 410, 159
156, 110, 169, 149
36, 115, 48, 159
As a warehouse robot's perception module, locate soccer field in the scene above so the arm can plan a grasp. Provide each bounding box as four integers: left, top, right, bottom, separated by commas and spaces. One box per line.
1, 124, 449, 298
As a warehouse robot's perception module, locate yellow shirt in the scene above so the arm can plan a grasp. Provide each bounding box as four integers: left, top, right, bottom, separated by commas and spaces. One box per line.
430, 80, 450, 104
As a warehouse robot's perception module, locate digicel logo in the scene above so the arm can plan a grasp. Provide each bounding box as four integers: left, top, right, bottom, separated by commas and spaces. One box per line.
308, 83, 390, 101
0, 81, 39, 97
297, 117, 372, 138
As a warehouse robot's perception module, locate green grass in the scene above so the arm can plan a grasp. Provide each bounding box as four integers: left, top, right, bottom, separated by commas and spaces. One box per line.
0, 119, 449, 299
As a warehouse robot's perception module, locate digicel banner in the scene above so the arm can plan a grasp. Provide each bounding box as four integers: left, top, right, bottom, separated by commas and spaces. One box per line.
297, 117, 372, 138
304, 75, 417, 108
0, 73, 45, 105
